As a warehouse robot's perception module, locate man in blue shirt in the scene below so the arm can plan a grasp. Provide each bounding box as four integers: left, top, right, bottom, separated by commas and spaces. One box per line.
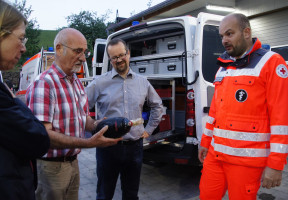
85, 38, 163, 200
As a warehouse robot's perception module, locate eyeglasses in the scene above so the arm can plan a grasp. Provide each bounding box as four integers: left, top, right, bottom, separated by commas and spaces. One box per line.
4, 30, 28, 46
110, 53, 127, 62
61, 43, 90, 58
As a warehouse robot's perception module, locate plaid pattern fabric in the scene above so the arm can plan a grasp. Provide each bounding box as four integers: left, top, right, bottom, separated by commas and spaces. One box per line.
26, 63, 89, 157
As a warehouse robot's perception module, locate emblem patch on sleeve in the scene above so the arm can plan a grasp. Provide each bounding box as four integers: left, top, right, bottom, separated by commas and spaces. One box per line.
235, 89, 248, 102
276, 64, 288, 78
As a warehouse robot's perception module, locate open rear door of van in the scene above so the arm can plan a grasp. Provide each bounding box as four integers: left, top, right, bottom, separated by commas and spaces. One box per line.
92, 38, 107, 76
192, 12, 224, 142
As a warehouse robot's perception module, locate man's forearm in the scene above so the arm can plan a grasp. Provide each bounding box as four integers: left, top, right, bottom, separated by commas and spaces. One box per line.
43, 122, 90, 148
47, 128, 89, 148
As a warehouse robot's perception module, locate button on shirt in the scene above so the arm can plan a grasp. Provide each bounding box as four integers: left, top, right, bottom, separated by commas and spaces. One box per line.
26, 63, 89, 157
85, 68, 163, 140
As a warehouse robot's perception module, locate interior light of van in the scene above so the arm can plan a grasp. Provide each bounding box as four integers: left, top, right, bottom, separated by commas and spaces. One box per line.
206, 4, 235, 12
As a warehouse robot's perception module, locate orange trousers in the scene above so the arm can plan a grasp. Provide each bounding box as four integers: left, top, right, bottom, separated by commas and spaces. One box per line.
199, 148, 264, 200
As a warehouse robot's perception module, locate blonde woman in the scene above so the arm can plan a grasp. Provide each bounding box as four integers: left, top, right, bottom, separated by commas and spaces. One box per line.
0, 1, 50, 199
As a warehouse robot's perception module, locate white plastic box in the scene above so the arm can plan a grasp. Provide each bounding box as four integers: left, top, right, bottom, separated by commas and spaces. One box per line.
158, 57, 184, 76
156, 35, 185, 54
130, 61, 156, 76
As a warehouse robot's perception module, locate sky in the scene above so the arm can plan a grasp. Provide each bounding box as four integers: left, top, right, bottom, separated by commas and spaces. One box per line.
10, 0, 165, 30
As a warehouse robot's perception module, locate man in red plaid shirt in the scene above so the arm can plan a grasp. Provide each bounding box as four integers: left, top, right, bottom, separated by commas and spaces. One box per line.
26, 28, 121, 200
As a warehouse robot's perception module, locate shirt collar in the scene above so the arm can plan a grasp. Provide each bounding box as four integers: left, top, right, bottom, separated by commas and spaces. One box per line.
111, 67, 134, 79
52, 62, 77, 82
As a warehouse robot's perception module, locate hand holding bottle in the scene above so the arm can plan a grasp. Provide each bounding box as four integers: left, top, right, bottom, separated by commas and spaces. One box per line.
92, 117, 144, 138
88, 125, 122, 147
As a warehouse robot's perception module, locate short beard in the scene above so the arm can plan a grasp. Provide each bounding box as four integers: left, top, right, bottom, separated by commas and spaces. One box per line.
71, 65, 82, 73
115, 61, 128, 74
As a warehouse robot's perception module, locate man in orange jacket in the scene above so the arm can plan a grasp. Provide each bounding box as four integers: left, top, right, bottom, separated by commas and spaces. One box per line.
198, 13, 288, 200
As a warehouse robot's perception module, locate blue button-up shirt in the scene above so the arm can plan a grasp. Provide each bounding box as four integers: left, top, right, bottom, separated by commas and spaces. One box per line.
85, 68, 163, 140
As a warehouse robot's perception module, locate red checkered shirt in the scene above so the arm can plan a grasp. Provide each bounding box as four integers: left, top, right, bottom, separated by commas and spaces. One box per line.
26, 63, 89, 157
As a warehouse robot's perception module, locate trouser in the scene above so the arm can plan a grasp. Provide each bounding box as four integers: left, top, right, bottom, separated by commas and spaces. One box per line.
35, 159, 80, 200
96, 139, 143, 200
199, 147, 264, 200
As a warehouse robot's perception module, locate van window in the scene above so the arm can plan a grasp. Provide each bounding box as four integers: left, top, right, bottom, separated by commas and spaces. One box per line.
271, 45, 288, 62
96, 44, 106, 63
202, 25, 224, 83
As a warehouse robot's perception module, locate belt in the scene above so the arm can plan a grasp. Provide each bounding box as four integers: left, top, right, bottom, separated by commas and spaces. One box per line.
39, 154, 77, 162
117, 138, 142, 145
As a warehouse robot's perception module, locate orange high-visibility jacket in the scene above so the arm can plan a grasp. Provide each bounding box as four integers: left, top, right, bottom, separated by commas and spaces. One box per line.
201, 38, 288, 170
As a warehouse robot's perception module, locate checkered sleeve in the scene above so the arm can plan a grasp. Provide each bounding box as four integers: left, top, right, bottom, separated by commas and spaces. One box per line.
27, 78, 55, 123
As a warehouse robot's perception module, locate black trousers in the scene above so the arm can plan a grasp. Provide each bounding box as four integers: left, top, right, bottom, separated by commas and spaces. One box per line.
96, 139, 143, 200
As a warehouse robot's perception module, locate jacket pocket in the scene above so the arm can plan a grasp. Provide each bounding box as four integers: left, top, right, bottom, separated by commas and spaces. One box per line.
233, 77, 255, 86
226, 119, 259, 132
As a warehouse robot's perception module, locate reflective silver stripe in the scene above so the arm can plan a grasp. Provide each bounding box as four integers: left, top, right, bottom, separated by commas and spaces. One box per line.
232, 51, 275, 77
211, 137, 215, 147
214, 143, 270, 157
207, 116, 215, 124
215, 67, 226, 78
216, 51, 275, 78
271, 143, 288, 154
204, 128, 213, 137
271, 126, 288, 135
214, 128, 270, 142
253, 51, 276, 75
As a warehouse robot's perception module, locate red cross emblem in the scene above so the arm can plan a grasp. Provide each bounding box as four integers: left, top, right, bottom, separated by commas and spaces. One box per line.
280, 67, 286, 74
276, 64, 288, 78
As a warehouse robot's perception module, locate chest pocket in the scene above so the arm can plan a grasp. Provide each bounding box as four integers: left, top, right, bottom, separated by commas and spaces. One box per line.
233, 78, 255, 86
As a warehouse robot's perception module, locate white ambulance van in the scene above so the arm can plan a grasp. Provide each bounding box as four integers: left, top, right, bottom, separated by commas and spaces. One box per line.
16, 48, 90, 101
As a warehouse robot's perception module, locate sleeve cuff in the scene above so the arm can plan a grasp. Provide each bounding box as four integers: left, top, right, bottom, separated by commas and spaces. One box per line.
267, 156, 287, 170
200, 136, 212, 149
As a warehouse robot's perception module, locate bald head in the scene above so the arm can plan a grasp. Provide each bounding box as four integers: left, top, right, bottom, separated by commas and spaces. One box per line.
54, 28, 88, 76
221, 13, 251, 32
54, 28, 86, 50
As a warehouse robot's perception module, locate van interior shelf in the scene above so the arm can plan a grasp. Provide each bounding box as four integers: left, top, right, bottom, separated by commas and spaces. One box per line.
130, 51, 184, 62
127, 31, 184, 45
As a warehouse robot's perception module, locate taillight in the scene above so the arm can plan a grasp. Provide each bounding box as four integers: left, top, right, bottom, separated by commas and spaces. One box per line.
185, 89, 196, 136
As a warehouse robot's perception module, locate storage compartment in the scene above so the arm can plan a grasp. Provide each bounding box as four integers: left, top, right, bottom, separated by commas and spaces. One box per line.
142, 45, 157, 55
129, 40, 157, 57
155, 88, 172, 98
130, 61, 154, 75
149, 78, 186, 133
159, 114, 171, 132
130, 60, 160, 76
158, 57, 184, 76
167, 110, 185, 129
156, 35, 185, 53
